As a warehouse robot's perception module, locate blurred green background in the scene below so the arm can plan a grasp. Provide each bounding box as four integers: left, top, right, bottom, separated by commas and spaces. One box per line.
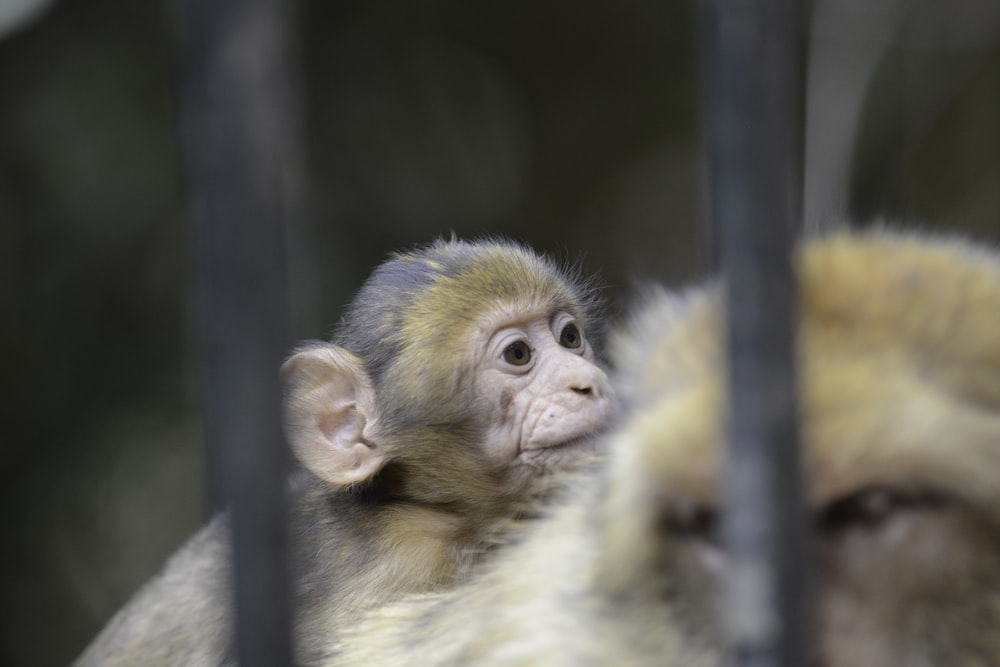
0, 1, 997, 665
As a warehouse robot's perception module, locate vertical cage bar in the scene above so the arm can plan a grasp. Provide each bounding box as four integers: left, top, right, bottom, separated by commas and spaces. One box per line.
176, 0, 302, 663
706, 1, 811, 666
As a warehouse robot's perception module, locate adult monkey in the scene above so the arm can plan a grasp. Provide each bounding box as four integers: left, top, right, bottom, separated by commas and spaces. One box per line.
75, 238, 615, 666
332, 229, 1000, 666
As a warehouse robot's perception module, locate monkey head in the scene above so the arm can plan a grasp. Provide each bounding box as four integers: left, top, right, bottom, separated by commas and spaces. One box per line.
603, 229, 1000, 665
281, 239, 616, 507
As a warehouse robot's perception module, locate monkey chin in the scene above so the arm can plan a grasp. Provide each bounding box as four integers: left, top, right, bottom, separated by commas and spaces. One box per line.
516, 433, 602, 475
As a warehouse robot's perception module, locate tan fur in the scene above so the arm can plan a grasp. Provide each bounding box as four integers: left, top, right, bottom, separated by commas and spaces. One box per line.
74, 519, 233, 666
330, 228, 1000, 666
74, 239, 611, 667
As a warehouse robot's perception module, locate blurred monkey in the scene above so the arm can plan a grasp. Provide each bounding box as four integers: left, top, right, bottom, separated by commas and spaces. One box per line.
330, 229, 1000, 667
74, 238, 615, 666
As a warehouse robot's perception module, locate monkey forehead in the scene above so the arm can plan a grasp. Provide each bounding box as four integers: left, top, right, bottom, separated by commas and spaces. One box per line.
609, 229, 1000, 512
799, 228, 1000, 403
371, 240, 587, 326
334, 237, 596, 367
616, 229, 1000, 411
393, 241, 590, 340
610, 353, 1000, 520
802, 350, 1000, 511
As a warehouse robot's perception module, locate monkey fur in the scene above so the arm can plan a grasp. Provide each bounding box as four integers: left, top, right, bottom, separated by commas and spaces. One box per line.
74, 238, 615, 666
329, 229, 1000, 666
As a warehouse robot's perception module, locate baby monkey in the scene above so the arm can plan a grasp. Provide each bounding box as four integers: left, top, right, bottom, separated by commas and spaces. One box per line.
75, 238, 615, 666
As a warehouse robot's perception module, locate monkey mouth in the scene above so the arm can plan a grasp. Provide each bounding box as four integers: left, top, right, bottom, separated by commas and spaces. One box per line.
517, 433, 600, 469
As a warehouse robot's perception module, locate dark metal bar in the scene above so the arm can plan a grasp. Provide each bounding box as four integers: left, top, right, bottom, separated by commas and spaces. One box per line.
706, 1, 811, 666
176, 0, 303, 664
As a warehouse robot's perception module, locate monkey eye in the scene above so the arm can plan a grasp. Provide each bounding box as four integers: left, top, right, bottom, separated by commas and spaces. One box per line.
661, 501, 718, 543
817, 487, 948, 532
502, 341, 532, 366
559, 322, 583, 349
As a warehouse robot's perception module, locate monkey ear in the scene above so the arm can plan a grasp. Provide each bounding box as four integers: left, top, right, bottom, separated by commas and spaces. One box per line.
281, 344, 386, 487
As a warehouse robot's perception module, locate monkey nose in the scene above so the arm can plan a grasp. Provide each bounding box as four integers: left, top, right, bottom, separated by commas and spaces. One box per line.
560, 355, 609, 400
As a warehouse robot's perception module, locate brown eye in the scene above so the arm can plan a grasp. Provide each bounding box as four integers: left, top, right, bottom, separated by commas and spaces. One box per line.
559, 323, 583, 349
502, 341, 532, 366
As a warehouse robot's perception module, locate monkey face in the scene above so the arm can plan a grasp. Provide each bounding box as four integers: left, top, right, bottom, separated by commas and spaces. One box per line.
651, 464, 1000, 666
802, 355, 1000, 665
283, 239, 614, 499
611, 365, 1000, 667
473, 308, 616, 480
817, 490, 1000, 666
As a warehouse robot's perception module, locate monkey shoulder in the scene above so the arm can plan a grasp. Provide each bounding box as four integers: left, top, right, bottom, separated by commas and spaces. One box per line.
73, 517, 232, 667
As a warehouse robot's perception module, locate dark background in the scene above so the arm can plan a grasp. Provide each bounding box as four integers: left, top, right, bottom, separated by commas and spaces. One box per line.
1, 1, 997, 665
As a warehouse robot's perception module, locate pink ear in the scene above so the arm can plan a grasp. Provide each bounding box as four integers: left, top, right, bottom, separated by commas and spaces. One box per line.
281, 345, 385, 486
